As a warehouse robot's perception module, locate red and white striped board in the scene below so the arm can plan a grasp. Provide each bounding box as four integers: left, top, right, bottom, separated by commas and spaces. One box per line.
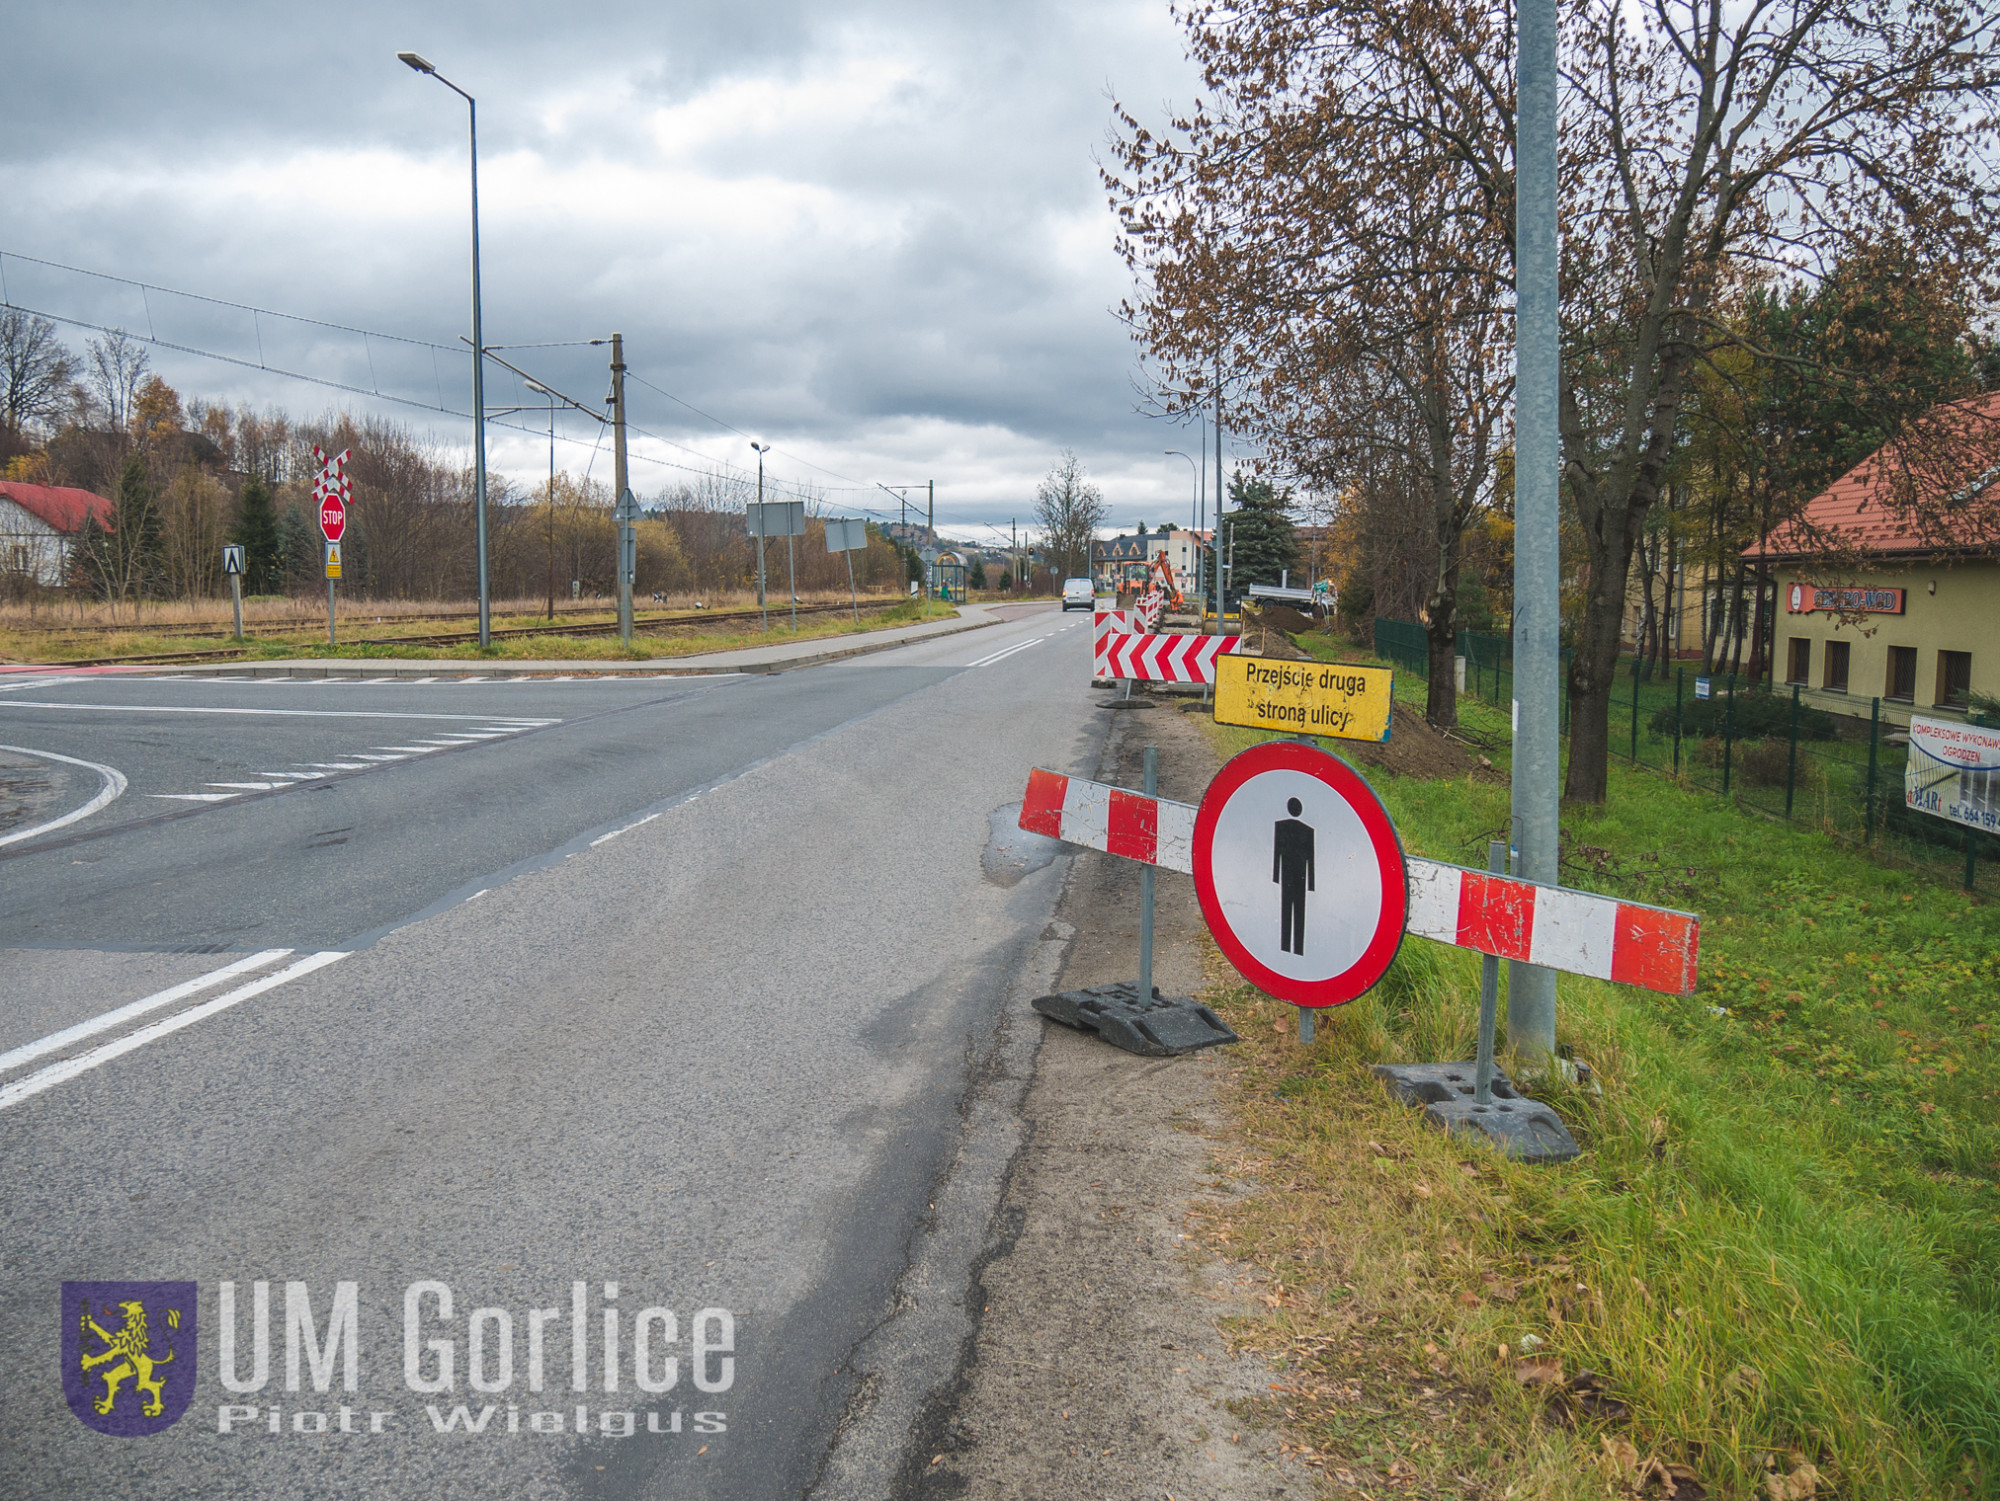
1018, 769, 1700, 994
1092, 605, 1140, 681
1099, 630, 1239, 684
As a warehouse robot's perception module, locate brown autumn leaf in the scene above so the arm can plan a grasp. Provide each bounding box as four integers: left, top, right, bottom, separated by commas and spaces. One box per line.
1766, 1463, 1820, 1500
1514, 1357, 1564, 1386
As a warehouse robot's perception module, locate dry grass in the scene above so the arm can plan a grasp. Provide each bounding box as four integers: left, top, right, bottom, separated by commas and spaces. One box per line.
0, 590, 938, 664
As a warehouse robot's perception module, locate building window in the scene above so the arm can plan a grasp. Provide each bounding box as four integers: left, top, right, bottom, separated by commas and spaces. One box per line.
1786, 637, 1811, 684
1886, 645, 1918, 702
1823, 640, 1850, 693
1937, 650, 1972, 708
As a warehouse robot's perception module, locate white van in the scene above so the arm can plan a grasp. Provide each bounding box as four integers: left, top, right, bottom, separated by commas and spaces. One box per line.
1061, 578, 1095, 611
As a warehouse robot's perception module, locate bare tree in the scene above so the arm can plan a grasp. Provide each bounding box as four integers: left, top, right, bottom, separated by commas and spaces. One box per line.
1033, 450, 1106, 580
86, 331, 150, 436
0, 310, 74, 437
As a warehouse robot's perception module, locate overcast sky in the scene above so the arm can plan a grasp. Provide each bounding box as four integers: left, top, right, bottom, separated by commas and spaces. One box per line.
0, 0, 1239, 543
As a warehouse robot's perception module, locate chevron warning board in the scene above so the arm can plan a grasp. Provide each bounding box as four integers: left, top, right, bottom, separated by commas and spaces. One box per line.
1097, 629, 1239, 684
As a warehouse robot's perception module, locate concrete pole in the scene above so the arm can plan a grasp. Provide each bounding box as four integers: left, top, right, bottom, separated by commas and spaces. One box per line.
1508, 0, 1561, 1057
926, 479, 934, 616
230, 573, 243, 640
611, 333, 631, 647
468, 92, 490, 650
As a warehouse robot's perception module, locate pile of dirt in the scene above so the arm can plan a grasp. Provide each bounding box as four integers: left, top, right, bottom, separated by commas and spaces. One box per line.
1341, 703, 1497, 782
1255, 603, 1321, 635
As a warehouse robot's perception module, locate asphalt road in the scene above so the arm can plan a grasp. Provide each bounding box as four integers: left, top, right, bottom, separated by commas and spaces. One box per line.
0, 605, 1103, 1500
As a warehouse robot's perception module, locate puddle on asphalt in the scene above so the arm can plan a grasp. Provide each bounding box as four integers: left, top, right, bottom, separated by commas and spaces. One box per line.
982, 803, 1060, 887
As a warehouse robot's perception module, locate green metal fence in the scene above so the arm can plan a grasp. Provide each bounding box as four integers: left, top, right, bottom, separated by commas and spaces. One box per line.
1374, 617, 1997, 895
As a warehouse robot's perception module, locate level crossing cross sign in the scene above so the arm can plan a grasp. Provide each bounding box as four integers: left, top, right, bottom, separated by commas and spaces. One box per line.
1192, 740, 1408, 1006
311, 445, 350, 542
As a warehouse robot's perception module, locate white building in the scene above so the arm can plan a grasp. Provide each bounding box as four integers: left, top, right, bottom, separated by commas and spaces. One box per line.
0, 481, 114, 586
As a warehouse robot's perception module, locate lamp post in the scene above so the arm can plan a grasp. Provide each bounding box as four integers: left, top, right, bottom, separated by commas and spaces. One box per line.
750, 441, 771, 631
1166, 449, 1198, 601
398, 50, 491, 648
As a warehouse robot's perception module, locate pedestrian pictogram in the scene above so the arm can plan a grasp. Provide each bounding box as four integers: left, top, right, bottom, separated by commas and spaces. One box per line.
1192, 740, 1407, 1007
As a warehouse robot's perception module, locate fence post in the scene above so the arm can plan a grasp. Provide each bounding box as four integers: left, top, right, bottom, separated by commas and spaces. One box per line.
1673, 668, 1684, 775
1722, 673, 1736, 795
1864, 698, 1881, 839
1784, 683, 1801, 819
1966, 827, 1978, 893
1630, 656, 1641, 762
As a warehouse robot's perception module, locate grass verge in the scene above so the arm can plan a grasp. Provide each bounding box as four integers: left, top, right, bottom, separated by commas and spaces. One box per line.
1183, 670, 1998, 1499
0, 598, 943, 664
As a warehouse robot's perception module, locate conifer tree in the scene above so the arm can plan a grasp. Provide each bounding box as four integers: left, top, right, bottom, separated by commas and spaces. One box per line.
229, 476, 282, 595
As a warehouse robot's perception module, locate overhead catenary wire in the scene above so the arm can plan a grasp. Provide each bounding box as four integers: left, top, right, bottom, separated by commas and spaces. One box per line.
3, 250, 1013, 541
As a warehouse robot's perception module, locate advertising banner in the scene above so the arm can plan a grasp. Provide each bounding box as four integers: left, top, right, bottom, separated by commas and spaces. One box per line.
1906, 715, 2000, 833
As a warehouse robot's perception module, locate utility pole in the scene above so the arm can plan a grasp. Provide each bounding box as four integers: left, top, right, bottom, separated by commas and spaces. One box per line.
1509, 0, 1561, 1058
926, 479, 934, 615
1011, 518, 1018, 593
751, 442, 771, 631
1212, 357, 1224, 631
611, 332, 632, 647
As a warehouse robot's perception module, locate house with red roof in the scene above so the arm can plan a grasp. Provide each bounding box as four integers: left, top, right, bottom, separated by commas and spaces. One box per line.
1744, 394, 2000, 721
0, 480, 115, 587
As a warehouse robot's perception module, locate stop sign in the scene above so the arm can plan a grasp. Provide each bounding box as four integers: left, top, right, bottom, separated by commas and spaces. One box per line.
319, 493, 346, 542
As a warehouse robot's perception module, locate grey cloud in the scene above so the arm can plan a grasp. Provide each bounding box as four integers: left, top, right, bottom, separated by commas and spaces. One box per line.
1, 0, 1211, 529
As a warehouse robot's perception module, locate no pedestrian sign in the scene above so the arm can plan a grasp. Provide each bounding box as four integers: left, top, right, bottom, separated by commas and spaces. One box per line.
1193, 740, 1407, 1007
1212, 655, 1393, 741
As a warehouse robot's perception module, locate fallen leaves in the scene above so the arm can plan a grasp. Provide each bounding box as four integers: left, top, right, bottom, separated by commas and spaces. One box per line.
1514, 1357, 1564, 1387
1766, 1462, 1819, 1500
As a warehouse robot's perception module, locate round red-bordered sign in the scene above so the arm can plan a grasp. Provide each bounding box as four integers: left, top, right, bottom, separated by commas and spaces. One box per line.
1193, 740, 1406, 1007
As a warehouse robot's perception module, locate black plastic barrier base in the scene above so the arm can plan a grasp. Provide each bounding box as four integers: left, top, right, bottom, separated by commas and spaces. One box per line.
1031, 982, 1239, 1057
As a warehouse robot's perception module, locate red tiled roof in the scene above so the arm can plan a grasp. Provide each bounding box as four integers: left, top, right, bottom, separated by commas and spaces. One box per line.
1747, 392, 2000, 561
0, 481, 114, 534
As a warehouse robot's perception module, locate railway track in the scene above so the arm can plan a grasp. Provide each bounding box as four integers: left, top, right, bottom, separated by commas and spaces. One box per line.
15, 599, 900, 668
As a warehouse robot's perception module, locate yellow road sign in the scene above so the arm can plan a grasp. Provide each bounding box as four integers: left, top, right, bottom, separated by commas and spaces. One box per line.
1213, 654, 1393, 741
325, 541, 342, 580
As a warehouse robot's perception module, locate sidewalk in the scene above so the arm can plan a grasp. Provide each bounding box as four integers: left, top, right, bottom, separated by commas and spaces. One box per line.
134, 601, 1034, 680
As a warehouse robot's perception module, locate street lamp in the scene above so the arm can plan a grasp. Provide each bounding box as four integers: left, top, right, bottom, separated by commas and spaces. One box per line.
1166, 449, 1199, 601
399, 50, 492, 648
750, 441, 771, 631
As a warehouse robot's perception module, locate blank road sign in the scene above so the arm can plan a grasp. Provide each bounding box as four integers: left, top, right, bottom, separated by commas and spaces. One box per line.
824, 518, 868, 552
747, 501, 806, 538
1193, 740, 1407, 1007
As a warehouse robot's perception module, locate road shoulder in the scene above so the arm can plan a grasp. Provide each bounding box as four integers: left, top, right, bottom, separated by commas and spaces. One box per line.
906, 697, 1316, 1499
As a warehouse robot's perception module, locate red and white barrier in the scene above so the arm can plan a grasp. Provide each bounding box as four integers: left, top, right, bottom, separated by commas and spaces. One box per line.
1021, 767, 1196, 871
1018, 770, 1699, 995
1404, 861, 1697, 995
1099, 630, 1238, 684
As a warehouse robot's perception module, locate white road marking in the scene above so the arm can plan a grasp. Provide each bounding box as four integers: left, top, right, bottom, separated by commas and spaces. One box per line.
373, 745, 445, 754
591, 809, 664, 846
0, 744, 129, 848
150, 792, 238, 802
205, 781, 280, 791
0, 700, 557, 725
303, 761, 374, 771
348, 753, 409, 762
0, 951, 346, 1113
967, 637, 1044, 669
0, 948, 293, 1076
